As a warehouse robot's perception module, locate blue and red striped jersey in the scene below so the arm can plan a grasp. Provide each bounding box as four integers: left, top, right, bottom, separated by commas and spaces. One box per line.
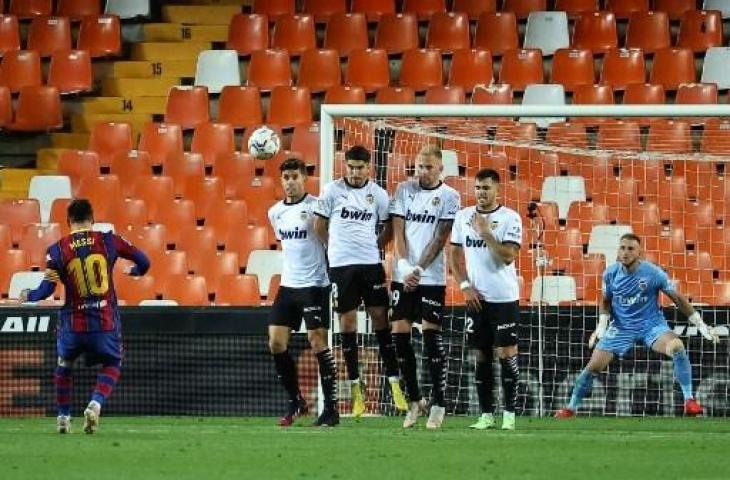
28, 229, 149, 332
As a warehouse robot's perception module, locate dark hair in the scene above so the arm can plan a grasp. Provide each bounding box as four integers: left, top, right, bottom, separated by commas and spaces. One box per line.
620, 233, 641, 244
67, 199, 94, 224
475, 168, 500, 183
279, 157, 307, 174
419, 145, 442, 160
345, 145, 371, 163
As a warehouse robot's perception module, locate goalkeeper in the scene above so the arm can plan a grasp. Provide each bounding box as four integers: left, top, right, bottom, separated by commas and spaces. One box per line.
555, 233, 719, 418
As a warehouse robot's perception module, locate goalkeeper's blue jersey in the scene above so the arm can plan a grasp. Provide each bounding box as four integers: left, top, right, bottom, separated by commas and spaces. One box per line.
602, 260, 674, 332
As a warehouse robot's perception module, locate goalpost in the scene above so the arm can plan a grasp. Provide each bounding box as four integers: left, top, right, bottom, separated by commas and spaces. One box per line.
319, 104, 730, 418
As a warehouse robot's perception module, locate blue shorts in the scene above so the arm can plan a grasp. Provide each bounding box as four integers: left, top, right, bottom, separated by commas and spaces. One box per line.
57, 330, 123, 366
595, 322, 672, 357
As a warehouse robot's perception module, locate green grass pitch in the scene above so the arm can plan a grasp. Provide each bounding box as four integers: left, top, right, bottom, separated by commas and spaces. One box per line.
1, 416, 729, 480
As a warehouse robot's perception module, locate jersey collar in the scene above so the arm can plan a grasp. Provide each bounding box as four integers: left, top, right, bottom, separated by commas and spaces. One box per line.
344, 178, 369, 189
476, 204, 502, 214
284, 193, 308, 205
70, 228, 92, 234
419, 180, 442, 191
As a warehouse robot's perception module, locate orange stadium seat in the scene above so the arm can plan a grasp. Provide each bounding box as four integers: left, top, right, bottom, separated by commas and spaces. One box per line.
324, 85, 366, 104
297, 48, 341, 93
650, 48, 695, 91
165, 86, 210, 130
0, 249, 30, 296
502, 0, 546, 19
122, 224, 167, 256
646, 120, 692, 153
566, 202, 613, 232
0, 85, 11, 128
452, 0, 497, 19
0, 225, 11, 251
403, 0, 446, 19
572, 12, 618, 53
499, 49, 543, 91
182, 176, 225, 222
625, 11, 670, 54
291, 122, 320, 167
176, 226, 217, 262
324, 13, 368, 57
701, 119, 730, 155
474, 12, 518, 56
234, 176, 278, 226
206, 199, 248, 240
550, 48, 594, 91
223, 225, 270, 268
150, 199, 196, 245
597, 120, 641, 151
47, 49, 92, 94
57, 150, 100, 194
19, 223, 62, 268
8, 85, 62, 132
0, 14, 20, 56
57, 0, 101, 19
214, 153, 257, 196
555, 0, 598, 17
191, 122, 235, 169
88, 121, 134, 168
0, 50, 41, 93
471, 83, 512, 104
215, 274, 261, 306
217, 86, 262, 129
376, 86, 415, 104
76, 175, 121, 220
605, 0, 649, 19
600, 48, 645, 90
676, 83, 718, 105
28, 16, 71, 57
247, 49, 292, 91
623, 83, 666, 105
49, 198, 71, 234
162, 274, 209, 305
351, 0, 396, 21
114, 274, 157, 306
267, 86, 313, 127
448, 49, 493, 91
107, 198, 148, 229
427, 12, 470, 52
654, 0, 695, 20
77, 15, 121, 57
253, 0, 295, 19
165, 153, 205, 196
399, 49, 443, 91
425, 85, 466, 104
0, 199, 41, 245
138, 122, 183, 167
304, 0, 346, 21
572, 84, 615, 124
196, 251, 240, 295
374, 13, 419, 55
677, 10, 723, 53
145, 251, 188, 284
10, 0, 52, 18
109, 150, 153, 195
345, 48, 390, 93
226, 14, 268, 56
271, 14, 316, 56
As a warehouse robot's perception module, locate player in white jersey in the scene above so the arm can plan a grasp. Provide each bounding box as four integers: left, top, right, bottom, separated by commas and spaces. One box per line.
390, 145, 460, 429
268, 158, 338, 427
450, 168, 523, 431
314, 145, 406, 417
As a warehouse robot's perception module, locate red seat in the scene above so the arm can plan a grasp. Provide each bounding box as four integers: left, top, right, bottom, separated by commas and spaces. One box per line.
654, 0, 695, 20
646, 120, 692, 154
676, 83, 718, 105
625, 11, 670, 54
107, 198, 148, 229
267, 86, 313, 127
597, 121, 641, 151
448, 49, 493, 91
0, 249, 30, 296
57, 150, 100, 194
622, 83, 665, 105
572, 11, 617, 53
502, 0, 546, 19
162, 274, 209, 305
600, 48, 645, 90
138, 122, 184, 167
130, 176, 175, 223
452, 0, 497, 19
233, 176, 278, 226
499, 49, 543, 91
114, 274, 157, 306
271, 14, 316, 56
214, 153, 257, 197
474, 12, 518, 56
122, 224, 168, 257
0, 14, 20, 56
605, 0, 649, 19
400, 49, 443, 91
247, 49, 292, 91
214, 274, 261, 306
324, 85, 366, 104
165, 153, 204, 197
226, 14, 268, 56
351, 0, 395, 21
345, 48, 390, 93
677, 10, 724, 53
650, 48, 695, 91
10, 0, 51, 18
165, 86, 210, 130
375, 86, 416, 104
217, 86, 263, 129
88, 122, 133, 168
701, 119, 730, 155
426, 12, 470, 52
252, 0, 295, 19
47, 49, 92, 94
206, 199, 248, 240
151, 199, 197, 244
8, 85, 62, 132
0, 224, 9, 250
196, 251, 240, 295
471, 83, 512, 105
77, 15, 121, 57
403, 0, 446, 20
223, 225, 271, 267
76, 175, 121, 220
182, 176, 225, 222
572, 84, 615, 125
18, 223, 62, 268
303, 0, 346, 21
374, 13, 419, 55
191, 122, 235, 169
28, 15, 71, 57
551, 48, 594, 91
109, 150, 153, 195
555, 0, 599, 17
0, 50, 41, 93
56, 0, 101, 20
49, 198, 71, 234
291, 122, 320, 167
324, 12, 368, 57
425, 85, 465, 104
0, 85, 10, 127
176, 226, 218, 263
297, 48, 340, 93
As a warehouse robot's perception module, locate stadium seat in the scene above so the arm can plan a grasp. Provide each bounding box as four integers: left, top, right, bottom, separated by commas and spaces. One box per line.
403, 0, 446, 19
566, 201, 613, 232
646, 120, 692, 154
8, 85, 62, 132
474, 12, 518, 56
47, 50, 92, 94
194, 50, 240, 95
253, 0, 295, 19
622, 83, 666, 105
246, 49, 292, 91
426, 12, 470, 52
122, 224, 168, 256
499, 49, 544, 91
625, 11, 670, 54
597, 121, 641, 151
105, 0, 150, 19
27, 176, 71, 224
0, 225, 12, 251
351, 0, 396, 21
345, 48, 390, 93
57, 150, 100, 193
701, 118, 730, 154
56, 0, 100, 19
572, 84, 614, 124
165, 153, 204, 197
267, 86, 313, 127
374, 13, 419, 55
297, 49, 340, 93
555, 0, 599, 17
10, 0, 51, 18
677, 10, 723, 52
191, 123, 235, 169
545, 122, 589, 149
701, 47, 730, 90
541, 176, 587, 219
447, 49, 493, 92
0, 50, 41, 94
28, 16, 71, 57
471, 83, 513, 105
548, 227, 586, 266
217, 86, 263, 129
150, 199, 196, 244
0, 85, 10, 128
605, 0, 649, 18
162, 274, 209, 305
587, 224, 633, 264
165, 86, 210, 130
523, 11, 569, 56
375, 86, 415, 104
182, 176, 225, 222
324, 85, 366, 104
214, 153, 256, 196
425, 85, 466, 104
88, 122, 133, 169
655, 0, 695, 19
551, 48, 594, 91
107, 198, 148, 230
304, 0, 346, 21
77, 15, 121, 57
246, 250, 283, 297
18, 223, 61, 268
399, 49, 443, 91
206, 199, 248, 242
650, 48, 695, 90
48, 198, 71, 233
503, 0, 547, 19
234, 176, 278, 226
214, 274, 261, 306
223, 225, 270, 269
0, 15, 20, 56
520, 84, 566, 127
324, 13, 368, 57
114, 274, 157, 306
600, 48, 645, 90
290, 122, 320, 167
138, 122, 184, 167
196, 251, 240, 295
176, 226, 218, 264
0, 249, 29, 295
530, 275, 577, 305
110, 150, 153, 195
572, 12, 618, 53
272, 14, 316, 56
452, 0, 497, 19
676, 82, 719, 106
226, 14, 268, 56
76, 175, 121, 220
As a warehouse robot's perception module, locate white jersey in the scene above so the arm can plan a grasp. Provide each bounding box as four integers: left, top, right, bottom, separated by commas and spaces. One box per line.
390, 180, 460, 286
268, 194, 329, 288
314, 178, 389, 268
450, 205, 522, 302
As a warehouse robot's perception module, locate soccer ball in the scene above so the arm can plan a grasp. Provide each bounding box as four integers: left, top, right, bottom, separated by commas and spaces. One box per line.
247, 126, 281, 159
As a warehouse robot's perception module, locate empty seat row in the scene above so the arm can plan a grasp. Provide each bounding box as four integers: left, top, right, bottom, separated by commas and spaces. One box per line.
0, 85, 61, 131
0, 49, 93, 93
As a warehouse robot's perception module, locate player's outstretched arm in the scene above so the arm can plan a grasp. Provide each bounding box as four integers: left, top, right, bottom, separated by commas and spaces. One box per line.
664, 290, 720, 343
114, 236, 150, 276
449, 243, 481, 312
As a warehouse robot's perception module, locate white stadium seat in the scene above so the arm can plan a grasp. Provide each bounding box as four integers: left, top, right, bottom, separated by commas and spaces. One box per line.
246, 250, 283, 297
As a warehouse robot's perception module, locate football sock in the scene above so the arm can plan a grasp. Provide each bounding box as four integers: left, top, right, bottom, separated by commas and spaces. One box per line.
499, 356, 519, 413
91, 361, 121, 406
393, 332, 421, 402
316, 348, 338, 410
341, 332, 360, 381
424, 330, 447, 408
672, 349, 693, 401
273, 350, 301, 402
475, 358, 495, 414
375, 328, 399, 379
54, 366, 73, 416
568, 368, 597, 411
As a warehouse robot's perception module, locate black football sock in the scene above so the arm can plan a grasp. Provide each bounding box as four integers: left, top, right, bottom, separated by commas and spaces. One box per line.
475, 357, 495, 414
273, 350, 300, 402
341, 332, 360, 381
316, 348, 338, 411
375, 328, 399, 379
393, 332, 421, 402
500, 355, 520, 413
424, 330, 447, 408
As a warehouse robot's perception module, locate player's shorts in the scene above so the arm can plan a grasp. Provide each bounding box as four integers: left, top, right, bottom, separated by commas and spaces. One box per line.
389, 282, 446, 325
57, 329, 123, 366
595, 321, 672, 357
467, 301, 520, 350
270, 285, 331, 331
329, 264, 389, 313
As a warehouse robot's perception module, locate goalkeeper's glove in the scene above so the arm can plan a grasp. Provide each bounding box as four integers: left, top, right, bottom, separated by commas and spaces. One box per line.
688, 312, 720, 344
588, 313, 610, 349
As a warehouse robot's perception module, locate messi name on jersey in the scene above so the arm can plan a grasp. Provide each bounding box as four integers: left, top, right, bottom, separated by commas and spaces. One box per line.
279, 227, 308, 240
340, 208, 373, 221
405, 209, 437, 224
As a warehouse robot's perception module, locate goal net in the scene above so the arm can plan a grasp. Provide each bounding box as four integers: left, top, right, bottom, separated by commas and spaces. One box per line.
320, 104, 730, 417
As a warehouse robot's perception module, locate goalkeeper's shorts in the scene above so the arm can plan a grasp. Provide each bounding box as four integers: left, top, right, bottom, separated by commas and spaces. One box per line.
595, 322, 671, 357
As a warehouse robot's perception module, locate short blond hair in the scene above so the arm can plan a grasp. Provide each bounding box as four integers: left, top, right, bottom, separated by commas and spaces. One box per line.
418, 144, 442, 160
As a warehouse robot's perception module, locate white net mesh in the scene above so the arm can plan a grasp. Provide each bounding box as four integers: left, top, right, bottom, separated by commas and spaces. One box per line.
327, 111, 730, 417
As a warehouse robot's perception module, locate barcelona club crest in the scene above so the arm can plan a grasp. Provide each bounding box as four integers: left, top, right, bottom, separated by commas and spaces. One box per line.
638, 279, 648, 291
365, 193, 374, 204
